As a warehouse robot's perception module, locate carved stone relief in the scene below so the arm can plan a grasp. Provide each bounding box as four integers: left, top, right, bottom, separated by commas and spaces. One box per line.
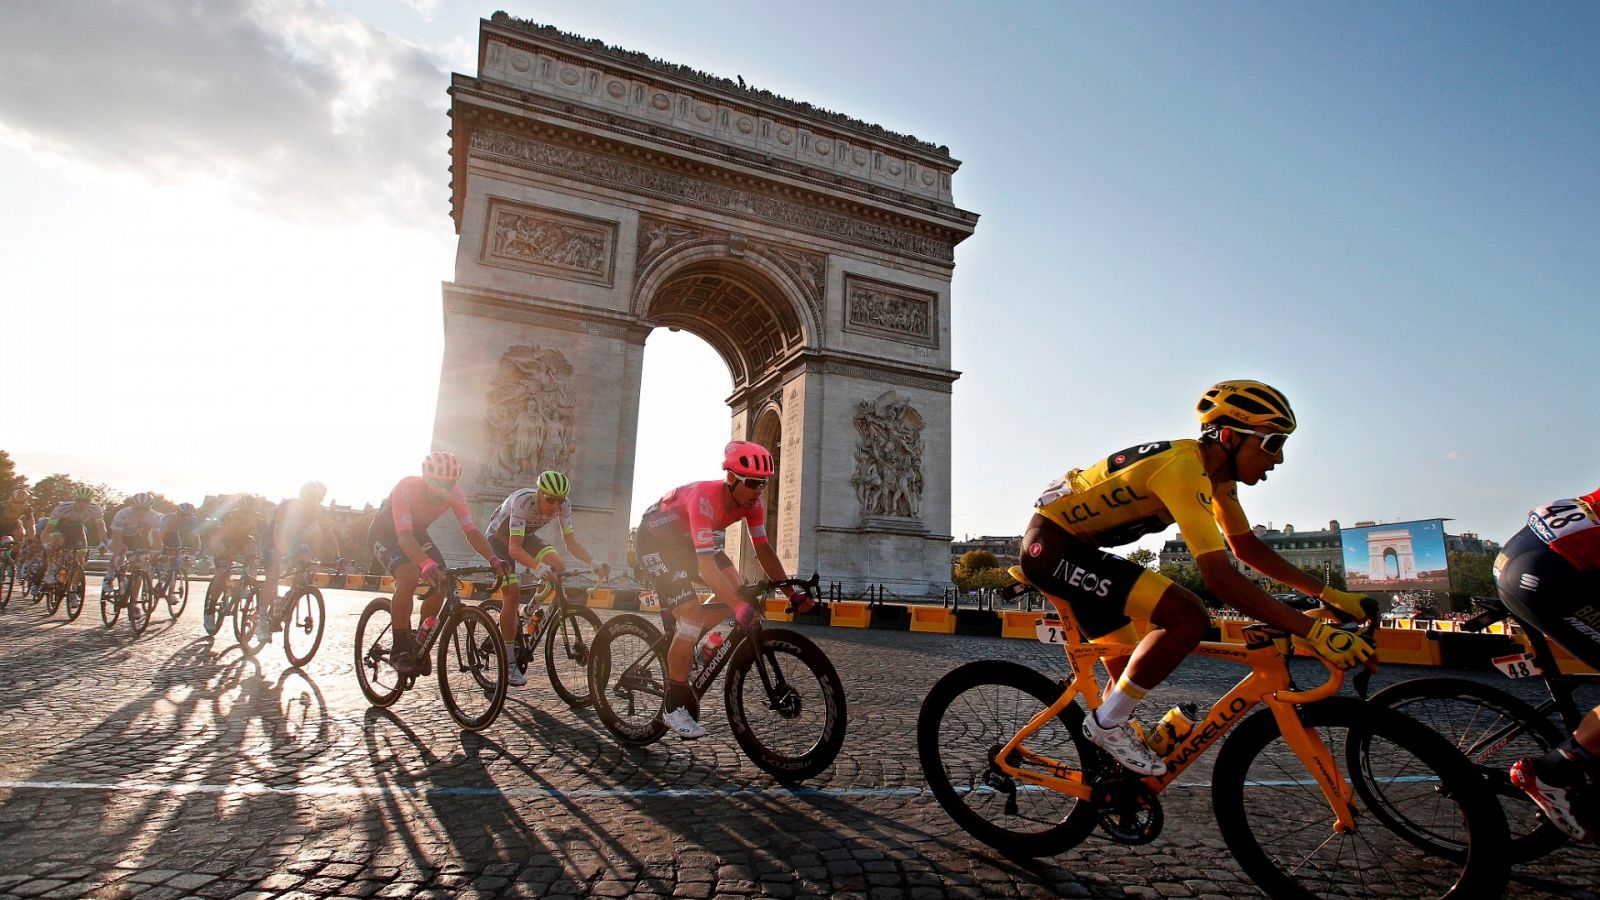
636, 215, 826, 324
851, 390, 925, 521
482, 343, 578, 494
843, 275, 937, 347
469, 129, 954, 262
481, 198, 618, 287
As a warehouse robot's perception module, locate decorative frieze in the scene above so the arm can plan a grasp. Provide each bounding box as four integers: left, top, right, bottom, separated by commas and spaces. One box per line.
469, 129, 954, 262
481, 342, 578, 497
481, 198, 618, 287
843, 275, 937, 348
636, 214, 827, 325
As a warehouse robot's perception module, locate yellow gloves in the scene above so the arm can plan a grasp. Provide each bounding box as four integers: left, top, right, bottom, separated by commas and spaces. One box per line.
1318, 585, 1372, 621
1305, 620, 1376, 670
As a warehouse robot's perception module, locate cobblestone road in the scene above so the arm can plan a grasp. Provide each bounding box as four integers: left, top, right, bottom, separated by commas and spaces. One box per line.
1, 584, 1596, 899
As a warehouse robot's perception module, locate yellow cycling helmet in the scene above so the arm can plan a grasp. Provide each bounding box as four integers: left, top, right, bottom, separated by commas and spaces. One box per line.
1197, 380, 1297, 434
536, 470, 570, 499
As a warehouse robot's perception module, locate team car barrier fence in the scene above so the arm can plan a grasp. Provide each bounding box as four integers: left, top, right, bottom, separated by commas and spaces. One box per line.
287, 574, 1592, 672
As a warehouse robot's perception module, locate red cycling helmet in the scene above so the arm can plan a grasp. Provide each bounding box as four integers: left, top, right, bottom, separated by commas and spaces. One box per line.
723, 441, 775, 479
421, 451, 462, 481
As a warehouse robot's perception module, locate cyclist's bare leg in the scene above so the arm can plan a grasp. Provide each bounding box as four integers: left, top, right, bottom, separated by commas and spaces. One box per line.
666, 601, 726, 682
389, 564, 422, 638
498, 580, 521, 642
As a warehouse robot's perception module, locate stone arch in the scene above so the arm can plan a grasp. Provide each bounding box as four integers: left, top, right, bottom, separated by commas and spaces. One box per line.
633, 242, 817, 391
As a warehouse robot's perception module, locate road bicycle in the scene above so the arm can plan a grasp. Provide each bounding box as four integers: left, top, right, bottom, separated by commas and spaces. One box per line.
354, 565, 509, 732
40, 547, 88, 621
201, 559, 254, 637
0, 545, 16, 610
586, 574, 847, 783
99, 549, 165, 634
1365, 593, 1600, 862
470, 566, 603, 706
234, 558, 334, 666
148, 547, 194, 622
917, 568, 1509, 899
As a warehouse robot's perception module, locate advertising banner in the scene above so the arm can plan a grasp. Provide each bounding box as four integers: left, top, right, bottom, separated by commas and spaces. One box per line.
1339, 519, 1451, 592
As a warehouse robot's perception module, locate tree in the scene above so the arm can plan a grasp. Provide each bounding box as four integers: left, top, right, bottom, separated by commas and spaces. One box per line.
1448, 551, 1495, 598
954, 549, 1009, 591
0, 449, 20, 533
1127, 548, 1158, 570
27, 475, 121, 524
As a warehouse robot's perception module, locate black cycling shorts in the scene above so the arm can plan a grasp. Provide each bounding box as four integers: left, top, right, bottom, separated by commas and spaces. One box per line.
368, 517, 445, 577
634, 524, 735, 611
1496, 526, 1600, 671
1018, 514, 1154, 640
488, 533, 555, 568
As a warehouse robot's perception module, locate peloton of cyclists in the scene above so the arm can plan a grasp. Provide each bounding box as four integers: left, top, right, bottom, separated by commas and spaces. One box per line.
369, 452, 510, 676
255, 481, 341, 639
205, 496, 266, 577
484, 470, 609, 686
633, 441, 816, 740
1499, 485, 1600, 844
1017, 380, 1375, 776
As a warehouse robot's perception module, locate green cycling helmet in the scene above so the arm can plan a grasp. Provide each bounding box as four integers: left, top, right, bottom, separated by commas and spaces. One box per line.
536, 470, 570, 499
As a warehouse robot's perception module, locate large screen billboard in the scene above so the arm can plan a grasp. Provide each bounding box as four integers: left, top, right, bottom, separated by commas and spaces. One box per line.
1339, 519, 1451, 592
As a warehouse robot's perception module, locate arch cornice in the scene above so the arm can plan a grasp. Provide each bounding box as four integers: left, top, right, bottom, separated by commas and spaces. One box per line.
632, 239, 820, 351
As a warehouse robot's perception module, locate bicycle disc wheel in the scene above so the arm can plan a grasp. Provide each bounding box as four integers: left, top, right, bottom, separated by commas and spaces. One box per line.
354, 596, 403, 707
1367, 676, 1569, 862
167, 568, 189, 620
100, 574, 121, 627
437, 605, 507, 732
64, 572, 85, 621
201, 577, 226, 635
724, 628, 847, 782
917, 659, 1100, 858
1212, 696, 1509, 900
233, 583, 268, 655
127, 574, 152, 635
281, 587, 325, 668
587, 613, 668, 746
546, 606, 602, 707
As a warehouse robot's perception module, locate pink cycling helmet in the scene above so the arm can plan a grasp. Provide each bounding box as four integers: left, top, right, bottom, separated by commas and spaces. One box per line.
421, 451, 462, 481
723, 441, 775, 479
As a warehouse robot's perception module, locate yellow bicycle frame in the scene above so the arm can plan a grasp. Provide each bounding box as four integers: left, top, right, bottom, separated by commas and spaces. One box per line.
993, 582, 1358, 833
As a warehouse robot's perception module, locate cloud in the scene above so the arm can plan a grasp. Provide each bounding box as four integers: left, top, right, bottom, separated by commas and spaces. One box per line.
0, 0, 450, 225
1443, 450, 1460, 460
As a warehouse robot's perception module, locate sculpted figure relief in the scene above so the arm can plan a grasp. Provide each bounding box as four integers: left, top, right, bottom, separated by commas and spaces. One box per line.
851, 390, 925, 520
484, 343, 578, 484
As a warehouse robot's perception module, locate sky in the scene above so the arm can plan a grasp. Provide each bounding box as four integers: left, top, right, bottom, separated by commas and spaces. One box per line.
2, 0, 1597, 558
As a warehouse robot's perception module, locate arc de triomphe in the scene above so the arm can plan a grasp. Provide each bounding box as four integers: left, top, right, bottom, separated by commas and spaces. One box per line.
431, 13, 978, 593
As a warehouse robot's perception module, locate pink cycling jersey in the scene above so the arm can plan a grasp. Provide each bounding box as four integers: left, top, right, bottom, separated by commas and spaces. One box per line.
640, 480, 768, 554
388, 476, 478, 535
1527, 487, 1600, 571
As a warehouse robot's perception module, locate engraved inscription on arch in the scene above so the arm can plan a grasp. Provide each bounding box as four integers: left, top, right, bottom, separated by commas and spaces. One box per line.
481, 198, 618, 287
843, 275, 937, 348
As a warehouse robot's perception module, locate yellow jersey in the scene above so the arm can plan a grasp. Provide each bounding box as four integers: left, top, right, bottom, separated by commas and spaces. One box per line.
1034, 439, 1249, 556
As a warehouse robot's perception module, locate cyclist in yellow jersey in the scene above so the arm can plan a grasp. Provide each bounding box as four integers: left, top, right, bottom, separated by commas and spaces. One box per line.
1019, 380, 1375, 776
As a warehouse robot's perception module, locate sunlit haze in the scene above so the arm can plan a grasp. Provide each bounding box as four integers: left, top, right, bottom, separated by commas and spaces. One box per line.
2, 1, 1596, 557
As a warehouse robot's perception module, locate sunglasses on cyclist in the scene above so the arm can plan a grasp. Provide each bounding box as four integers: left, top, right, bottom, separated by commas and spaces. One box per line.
738, 478, 768, 490
1232, 428, 1288, 455
424, 476, 457, 492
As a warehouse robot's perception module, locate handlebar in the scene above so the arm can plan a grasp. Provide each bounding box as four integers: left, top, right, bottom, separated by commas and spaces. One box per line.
737, 572, 820, 604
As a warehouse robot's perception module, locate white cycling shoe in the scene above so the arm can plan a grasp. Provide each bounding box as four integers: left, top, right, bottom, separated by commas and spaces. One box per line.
662, 706, 707, 740
506, 654, 526, 687
1084, 710, 1167, 777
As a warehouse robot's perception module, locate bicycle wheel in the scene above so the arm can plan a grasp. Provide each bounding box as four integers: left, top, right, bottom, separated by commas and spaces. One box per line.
354, 596, 404, 707
1212, 696, 1509, 900
127, 574, 152, 635
281, 587, 325, 668
587, 613, 668, 746
100, 573, 122, 626
437, 605, 507, 732
546, 605, 602, 707
166, 567, 189, 620
233, 583, 268, 655
467, 598, 511, 692
1368, 676, 1569, 862
64, 571, 85, 621
43, 577, 62, 616
0, 560, 14, 609
917, 659, 1100, 858
722, 628, 847, 782
201, 577, 227, 635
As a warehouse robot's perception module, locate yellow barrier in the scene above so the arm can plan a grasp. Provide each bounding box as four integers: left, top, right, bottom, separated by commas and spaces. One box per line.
588, 588, 615, 610
764, 598, 793, 622
909, 606, 956, 634
1000, 610, 1037, 639
829, 602, 871, 629
1376, 628, 1442, 666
